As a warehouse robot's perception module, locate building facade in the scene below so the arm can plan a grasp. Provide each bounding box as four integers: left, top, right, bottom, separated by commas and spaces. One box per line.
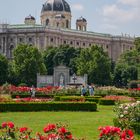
0, 0, 135, 61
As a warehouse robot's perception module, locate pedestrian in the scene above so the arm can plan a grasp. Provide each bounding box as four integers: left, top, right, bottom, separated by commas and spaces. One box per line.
89, 85, 94, 96
30, 85, 36, 98
81, 85, 86, 96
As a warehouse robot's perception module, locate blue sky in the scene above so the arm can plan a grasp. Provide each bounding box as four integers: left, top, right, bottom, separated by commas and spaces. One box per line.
0, 0, 140, 36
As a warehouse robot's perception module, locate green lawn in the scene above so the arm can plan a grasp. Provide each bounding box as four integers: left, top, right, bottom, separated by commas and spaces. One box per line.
0, 105, 114, 140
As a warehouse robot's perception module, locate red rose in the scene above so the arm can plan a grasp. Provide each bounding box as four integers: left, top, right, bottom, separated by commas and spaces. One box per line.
43, 124, 56, 133
66, 134, 73, 139
47, 133, 57, 139
2, 122, 7, 128
58, 127, 67, 133
127, 129, 134, 137
7, 122, 14, 128
19, 127, 28, 132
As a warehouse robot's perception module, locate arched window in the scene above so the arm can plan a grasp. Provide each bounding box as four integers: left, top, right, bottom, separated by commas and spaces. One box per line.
46, 19, 49, 26
70, 41, 73, 45
66, 20, 69, 28
64, 40, 66, 44
29, 37, 32, 42
57, 22, 59, 27
9, 45, 14, 58
51, 38, 54, 42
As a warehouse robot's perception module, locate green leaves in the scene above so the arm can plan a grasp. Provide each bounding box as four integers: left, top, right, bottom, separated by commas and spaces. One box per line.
76, 45, 111, 85
114, 38, 140, 87
12, 44, 47, 86
0, 54, 8, 85
43, 45, 80, 75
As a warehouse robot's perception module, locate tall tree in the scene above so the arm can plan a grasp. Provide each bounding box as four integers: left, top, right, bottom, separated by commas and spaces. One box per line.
114, 38, 140, 87
12, 44, 47, 86
43, 45, 80, 75
0, 54, 8, 85
76, 45, 112, 85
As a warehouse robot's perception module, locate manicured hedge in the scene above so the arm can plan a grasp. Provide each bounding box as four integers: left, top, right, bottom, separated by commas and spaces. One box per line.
85, 98, 99, 103
99, 99, 115, 105
0, 102, 97, 112
59, 96, 85, 102
55, 93, 81, 96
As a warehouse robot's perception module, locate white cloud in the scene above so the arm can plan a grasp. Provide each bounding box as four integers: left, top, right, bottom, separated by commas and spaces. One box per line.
101, 0, 140, 24
117, 0, 140, 6
101, 24, 118, 30
72, 4, 84, 11
102, 4, 136, 23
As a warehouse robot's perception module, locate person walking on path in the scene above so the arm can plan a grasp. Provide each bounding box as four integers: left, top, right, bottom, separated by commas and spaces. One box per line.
30, 85, 36, 98
89, 85, 94, 96
81, 85, 86, 96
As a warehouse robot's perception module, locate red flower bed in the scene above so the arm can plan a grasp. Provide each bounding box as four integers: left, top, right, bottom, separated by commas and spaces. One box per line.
9, 85, 60, 94
15, 97, 52, 102
129, 88, 140, 91
102, 95, 135, 102
0, 122, 135, 140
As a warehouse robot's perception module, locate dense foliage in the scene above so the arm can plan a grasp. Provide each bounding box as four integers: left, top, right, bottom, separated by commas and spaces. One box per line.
9, 44, 47, 86
43, 45, 80, 75
0, 54, 8, 85
76, 45, 112, 85
114, 37, 140, 87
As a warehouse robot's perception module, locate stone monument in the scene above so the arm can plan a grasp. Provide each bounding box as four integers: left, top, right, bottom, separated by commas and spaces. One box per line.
37, 65, 87, 87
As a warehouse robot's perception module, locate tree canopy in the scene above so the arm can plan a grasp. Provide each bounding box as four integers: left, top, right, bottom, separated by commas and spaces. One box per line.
43, 45, 80, 75
11, 44, 46, 86
114, 37, 140, 87
0, 54, 8, 85
76, 45, 112, 85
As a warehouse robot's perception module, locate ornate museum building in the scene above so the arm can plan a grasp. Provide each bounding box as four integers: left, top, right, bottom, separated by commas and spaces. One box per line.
0, 0, 135, 61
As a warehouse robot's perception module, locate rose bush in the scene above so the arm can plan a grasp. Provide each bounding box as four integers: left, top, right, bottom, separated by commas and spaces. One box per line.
98, 126, 135, 140
114, 101, 140, 129
0, 122, 74, 140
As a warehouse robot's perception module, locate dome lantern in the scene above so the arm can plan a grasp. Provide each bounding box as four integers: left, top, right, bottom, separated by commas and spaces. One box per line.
76, 16, 87, 31
24, 15, 36, 25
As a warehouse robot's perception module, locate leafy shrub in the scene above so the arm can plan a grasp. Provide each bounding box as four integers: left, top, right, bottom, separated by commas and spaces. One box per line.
95, 86, 130, 97
113, 118, 140, 135
0, 83, 12, 95
59, 96, 85, 102
0, 102, 97, 112
0, 95, 12, 102
99, 99, 115, 105
113, 101, 140, 132
129, 80, 140, 89
128, 89, 140, 97
18, 83, 28, 87
54, 96, 61, 101
85, 97, 101, 103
